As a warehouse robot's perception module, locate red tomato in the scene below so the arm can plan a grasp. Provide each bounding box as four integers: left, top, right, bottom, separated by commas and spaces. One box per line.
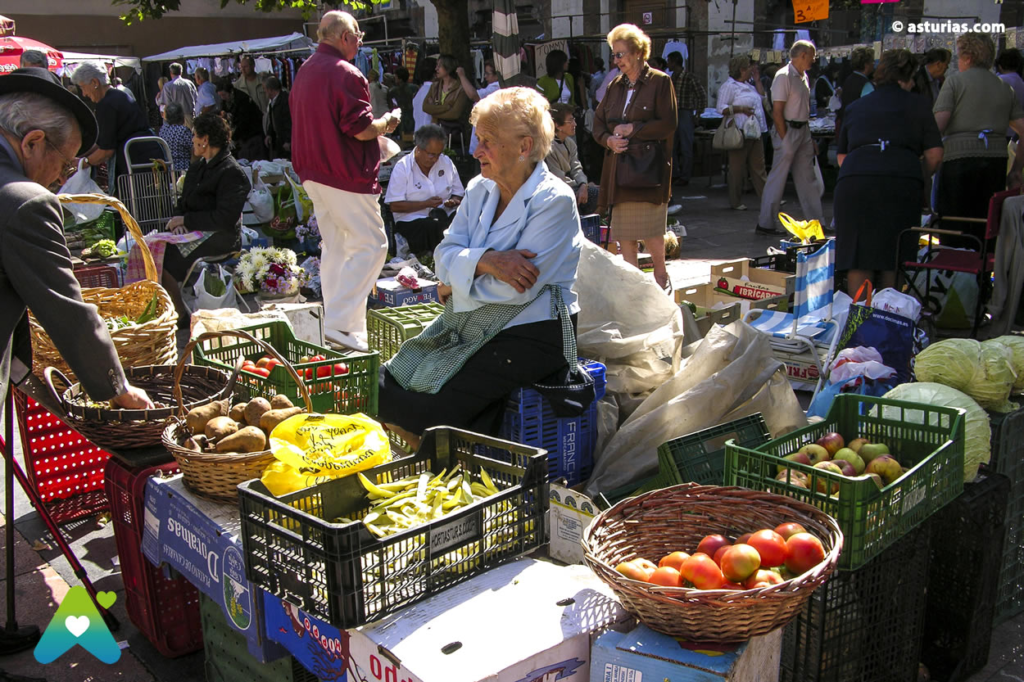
648, 566, 683, 587
334, 363, 349, 375
747, 530, 787, 568
784, 533, 826, 575
658, 551, 691, 571
775, 522, 808, 541
633, 558, 658, 578
735, 532, 753, 545
316, 365, 333, 379
720, 544, 762, 583
310, 354, 326, 362
615, 560, 652, 582
252, 367, 270, 378
304, 368, 313, 381
680, 554, 725, 590
721, 581, 746, 590
696, 534, 731, 559
713, 545, 731, 567
743, 569, 785, 590
265, 358, 282, 369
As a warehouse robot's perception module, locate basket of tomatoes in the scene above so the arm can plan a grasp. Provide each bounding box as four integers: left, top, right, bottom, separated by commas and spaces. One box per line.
582, 483, 842, 643
190, 321, 378, 416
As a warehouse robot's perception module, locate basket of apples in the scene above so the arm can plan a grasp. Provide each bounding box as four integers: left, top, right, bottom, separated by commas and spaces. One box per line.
582, 483, 842, 643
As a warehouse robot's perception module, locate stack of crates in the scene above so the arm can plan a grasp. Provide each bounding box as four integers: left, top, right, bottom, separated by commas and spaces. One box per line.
200, 595, 321, 682
988, 408, 1024, 623
500, 360, 606, 487
366, 303, 444, 363
104, 458, 202, 658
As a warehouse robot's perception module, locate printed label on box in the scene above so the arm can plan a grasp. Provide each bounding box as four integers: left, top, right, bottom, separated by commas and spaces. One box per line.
604, 664, 643, 682
429, 511, 481, 554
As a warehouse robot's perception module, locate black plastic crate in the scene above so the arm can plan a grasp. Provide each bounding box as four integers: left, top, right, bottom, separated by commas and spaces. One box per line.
239, 427, 548, 628
780, 525, 931, 682
923, 471, 1010, 682
988, 408, 1024, 623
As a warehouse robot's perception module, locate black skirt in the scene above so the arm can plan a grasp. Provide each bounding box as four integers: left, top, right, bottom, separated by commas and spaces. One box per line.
376, 315, 575, 437
834, 175, 922, 272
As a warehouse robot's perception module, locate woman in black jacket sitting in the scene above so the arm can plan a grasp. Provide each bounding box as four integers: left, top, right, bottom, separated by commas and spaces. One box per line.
162, 113, 249, 322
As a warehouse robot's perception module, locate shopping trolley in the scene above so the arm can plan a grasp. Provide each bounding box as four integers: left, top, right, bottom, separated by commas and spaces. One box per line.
115, 136, 181, 235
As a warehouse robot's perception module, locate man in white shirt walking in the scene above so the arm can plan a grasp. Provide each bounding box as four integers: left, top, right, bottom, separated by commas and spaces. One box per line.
161, 62, 198, 128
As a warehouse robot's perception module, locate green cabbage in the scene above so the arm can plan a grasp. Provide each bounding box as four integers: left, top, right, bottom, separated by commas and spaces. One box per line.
914, 338, 1017, 412
883, 382, 990, 483
989, 335, 1024, 393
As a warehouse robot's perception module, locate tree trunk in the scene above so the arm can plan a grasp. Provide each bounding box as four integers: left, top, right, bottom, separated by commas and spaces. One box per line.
432, 0, 475, 80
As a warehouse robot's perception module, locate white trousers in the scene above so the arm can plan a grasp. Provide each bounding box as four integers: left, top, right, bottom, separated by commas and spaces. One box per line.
758, 126, 824, 230
303, 181, 387, 339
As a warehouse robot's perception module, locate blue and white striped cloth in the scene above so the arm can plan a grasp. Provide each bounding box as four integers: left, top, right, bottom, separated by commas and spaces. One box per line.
750, 240, 835, 339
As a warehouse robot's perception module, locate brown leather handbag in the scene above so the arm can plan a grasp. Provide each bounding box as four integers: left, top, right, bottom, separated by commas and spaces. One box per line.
615, 141, 664, 189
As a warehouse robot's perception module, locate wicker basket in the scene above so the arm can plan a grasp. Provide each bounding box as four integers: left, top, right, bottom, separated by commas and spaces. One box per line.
43, 362, 232, 451
29, 194, 178, 383
582, 483, 843, 643
162, 329, 313, 503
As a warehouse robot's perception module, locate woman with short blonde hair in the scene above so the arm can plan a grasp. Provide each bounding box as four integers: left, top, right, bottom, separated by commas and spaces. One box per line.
378, 87, 583, 450
594, 23, 677, 291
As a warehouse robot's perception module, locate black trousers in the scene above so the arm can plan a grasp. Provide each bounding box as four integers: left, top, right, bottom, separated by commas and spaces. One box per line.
934, 156, 1005, 248
377, 315, 576, 437
394, 210, 453, 255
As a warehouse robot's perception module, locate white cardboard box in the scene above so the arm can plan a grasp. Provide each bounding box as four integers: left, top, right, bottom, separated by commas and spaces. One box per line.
258, 302, 325, 345
549, 483, 599, 566
348, 558, 632, 682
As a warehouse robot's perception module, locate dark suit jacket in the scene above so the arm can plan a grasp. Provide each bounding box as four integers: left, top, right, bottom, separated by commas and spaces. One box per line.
0, 142, 125, 404
266, 90, 292, 159
178, 149, 249, 237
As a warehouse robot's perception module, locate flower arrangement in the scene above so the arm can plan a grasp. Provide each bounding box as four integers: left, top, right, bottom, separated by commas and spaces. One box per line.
234, 247, 306, 296
300, 255, 321, 298
295, 215, 320, 243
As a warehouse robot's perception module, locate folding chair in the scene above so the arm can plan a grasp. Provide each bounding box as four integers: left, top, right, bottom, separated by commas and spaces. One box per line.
898, 189, 1017, 338
115, 136, 181, 235
744, 239, 837, 388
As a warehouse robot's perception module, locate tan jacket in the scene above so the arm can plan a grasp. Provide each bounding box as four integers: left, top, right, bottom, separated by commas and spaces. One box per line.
545, 136, 588, 189
594, 64, 677, 209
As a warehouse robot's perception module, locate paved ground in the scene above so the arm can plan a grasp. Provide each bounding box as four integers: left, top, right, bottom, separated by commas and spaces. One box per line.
0, 178, 1021, 681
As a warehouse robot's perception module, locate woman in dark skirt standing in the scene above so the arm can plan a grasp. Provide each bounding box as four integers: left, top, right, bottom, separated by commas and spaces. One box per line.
834, 49, 944, 296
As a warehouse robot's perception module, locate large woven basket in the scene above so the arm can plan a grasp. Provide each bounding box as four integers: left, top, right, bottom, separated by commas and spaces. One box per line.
30, 194, 178, 383
44, 362, 231, 451
582, 483, 843, 643
162, 329, 313, 503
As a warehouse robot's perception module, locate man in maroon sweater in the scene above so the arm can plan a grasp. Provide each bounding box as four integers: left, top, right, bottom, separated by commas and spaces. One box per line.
291, 10, 399, 352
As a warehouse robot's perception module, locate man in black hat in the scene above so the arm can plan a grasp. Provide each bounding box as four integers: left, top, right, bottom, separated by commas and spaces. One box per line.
0, 67, 153, 412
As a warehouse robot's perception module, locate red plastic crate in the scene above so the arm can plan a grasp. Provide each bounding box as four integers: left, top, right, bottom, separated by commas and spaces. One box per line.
104, 458, 203, 658
13, 390, 111, 523
73, 264, 119, 289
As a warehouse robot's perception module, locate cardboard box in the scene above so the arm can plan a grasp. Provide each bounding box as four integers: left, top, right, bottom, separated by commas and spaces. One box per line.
141, 475, 287, 663
711, 259, 794, 300
775, 346, 829, 391
259, 301, 325, 345
590, 623, 782, 682
676, 283, 787, 319
372, 277, 439, 307
263, 559, 632, 682
549, 483, 599, 565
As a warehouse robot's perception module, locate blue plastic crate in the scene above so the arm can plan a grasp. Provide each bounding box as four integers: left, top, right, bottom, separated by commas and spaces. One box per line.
501, 360, 605, 486
581, 214, 601, 245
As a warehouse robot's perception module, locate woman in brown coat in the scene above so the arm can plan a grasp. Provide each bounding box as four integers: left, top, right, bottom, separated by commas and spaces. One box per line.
594, 23, 677, 290
422, 54, 472, 150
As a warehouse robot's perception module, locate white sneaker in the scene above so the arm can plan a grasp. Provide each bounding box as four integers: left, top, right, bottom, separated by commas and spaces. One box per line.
667, 204, 682, 215
734, 204, 747, 211
326, 330, 370, 353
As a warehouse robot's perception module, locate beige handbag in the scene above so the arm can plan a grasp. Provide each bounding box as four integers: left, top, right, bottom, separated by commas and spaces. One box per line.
713, 117, 744, 151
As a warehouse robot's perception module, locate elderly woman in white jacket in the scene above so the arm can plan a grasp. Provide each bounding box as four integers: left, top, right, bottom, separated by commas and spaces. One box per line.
716, 55, 769, 211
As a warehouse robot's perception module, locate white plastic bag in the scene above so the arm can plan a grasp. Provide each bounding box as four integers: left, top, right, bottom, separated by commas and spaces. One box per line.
248, 175, 275, 223
59, 160, 104, 222
871, 287, 922, 323
742, 115, 760, 140
192, 263, 237, 311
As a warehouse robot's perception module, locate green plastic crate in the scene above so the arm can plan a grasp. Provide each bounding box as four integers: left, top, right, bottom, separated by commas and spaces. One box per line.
192, 321, 379, 417
367, 303, 444, 363
199, 594, 320, 682
989, 408, 1024, 624
725, 394, 965, 571
597, 471, 674, 510
660, 414, 771, 486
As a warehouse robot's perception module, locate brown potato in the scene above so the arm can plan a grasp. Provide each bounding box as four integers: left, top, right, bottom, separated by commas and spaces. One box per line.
214, 426, 267, 454
186, 400, 227, 435
229, 403, 248, 423
259, 407, 304, 434
183, 437, 202, 452
205, 416, 239, 441
244, 398, 272, 427
270, 395, 294, 410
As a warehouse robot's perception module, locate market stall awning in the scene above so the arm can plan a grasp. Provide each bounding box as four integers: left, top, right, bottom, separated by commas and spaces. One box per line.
0, 35, 62, 74
61, 50, 142, 74
142, 33, 314, 62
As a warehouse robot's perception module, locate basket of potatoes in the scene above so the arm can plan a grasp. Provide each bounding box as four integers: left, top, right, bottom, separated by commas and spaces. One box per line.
162, 329, 314, 502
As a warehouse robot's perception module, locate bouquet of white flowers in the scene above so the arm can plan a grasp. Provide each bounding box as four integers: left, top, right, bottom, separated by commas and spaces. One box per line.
234, 246, 306, 296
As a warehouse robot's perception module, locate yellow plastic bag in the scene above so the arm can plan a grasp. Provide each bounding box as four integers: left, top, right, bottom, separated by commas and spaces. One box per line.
778, 213, 825, 243
260, 413, 391, 496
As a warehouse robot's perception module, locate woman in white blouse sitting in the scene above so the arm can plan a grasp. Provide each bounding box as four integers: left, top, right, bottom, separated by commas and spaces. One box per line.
384, 124, 465, 254
378, 87, 583, 450
716, 55, 769, 211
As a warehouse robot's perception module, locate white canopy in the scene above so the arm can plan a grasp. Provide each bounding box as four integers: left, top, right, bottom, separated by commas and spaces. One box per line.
142, 32, 314, 62
60, 50, 142, 74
